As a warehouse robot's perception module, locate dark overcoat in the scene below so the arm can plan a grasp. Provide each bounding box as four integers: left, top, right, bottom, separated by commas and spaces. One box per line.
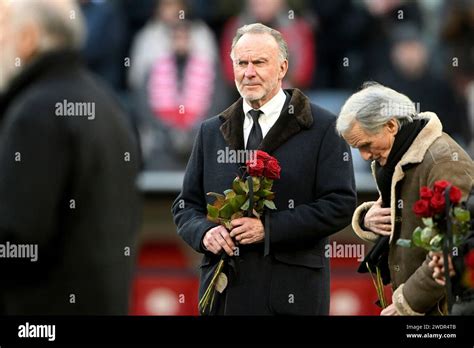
0, 50, 140, 314
172, 88, 356, 314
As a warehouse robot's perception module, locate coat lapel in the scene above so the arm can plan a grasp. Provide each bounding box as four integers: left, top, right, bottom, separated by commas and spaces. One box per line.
219, 88, 313, 154
219, 98, 245, 151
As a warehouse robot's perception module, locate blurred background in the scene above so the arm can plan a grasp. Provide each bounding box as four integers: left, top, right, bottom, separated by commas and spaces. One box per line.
29, 0, 474, 315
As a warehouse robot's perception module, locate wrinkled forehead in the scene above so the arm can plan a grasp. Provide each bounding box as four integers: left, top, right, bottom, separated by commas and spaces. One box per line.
232, 33, 279, 59
343, 121, 372, 147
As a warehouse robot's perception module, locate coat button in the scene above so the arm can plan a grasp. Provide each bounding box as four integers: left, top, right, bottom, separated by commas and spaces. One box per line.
394, 264, 400, 272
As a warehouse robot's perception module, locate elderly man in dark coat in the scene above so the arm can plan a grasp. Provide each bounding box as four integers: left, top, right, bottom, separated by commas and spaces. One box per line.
0, 0, 140, 314
172, 23, 356, 315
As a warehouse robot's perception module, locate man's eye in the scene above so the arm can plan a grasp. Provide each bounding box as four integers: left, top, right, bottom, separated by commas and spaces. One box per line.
238, 61, 247, 67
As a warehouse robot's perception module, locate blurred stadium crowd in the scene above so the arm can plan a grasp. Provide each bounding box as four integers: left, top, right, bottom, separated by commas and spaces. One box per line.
77, 0, 474, 172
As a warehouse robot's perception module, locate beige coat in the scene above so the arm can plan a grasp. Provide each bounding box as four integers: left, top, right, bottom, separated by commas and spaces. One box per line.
352, 112, 474, 315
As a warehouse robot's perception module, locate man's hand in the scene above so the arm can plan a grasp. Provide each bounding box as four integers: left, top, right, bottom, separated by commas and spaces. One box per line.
230, 217, 264, 245
428, 251, 455, 286
380, 303, 399, 316
364, 197, 392, 236
203, 225, 236, 256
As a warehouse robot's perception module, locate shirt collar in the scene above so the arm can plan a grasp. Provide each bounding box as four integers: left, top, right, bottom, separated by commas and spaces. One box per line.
242, 89, 286, 117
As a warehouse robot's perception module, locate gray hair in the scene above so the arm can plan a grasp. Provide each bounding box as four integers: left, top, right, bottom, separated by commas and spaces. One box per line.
10, 0, 86, 51
230, 23, 289, 62
336, 82, 418, 135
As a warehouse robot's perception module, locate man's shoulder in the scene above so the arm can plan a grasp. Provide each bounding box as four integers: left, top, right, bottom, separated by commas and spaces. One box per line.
3, 81, 63, 125
307, 102, 337, 132
198, 96, 338, 135
426, 133, 472, 164
309, 102, 336, 121
200, 114, 224, 133
3, 70, 128, 136
287, 89, 336, 130
411, 132, 474, 181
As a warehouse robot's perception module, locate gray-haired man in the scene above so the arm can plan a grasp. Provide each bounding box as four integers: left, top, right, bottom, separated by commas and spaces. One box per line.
337, 82, 474, 315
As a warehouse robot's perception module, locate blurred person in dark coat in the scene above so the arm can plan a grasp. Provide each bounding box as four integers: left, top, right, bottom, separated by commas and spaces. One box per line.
441, 0, 474, 156
0, 0, 140, 314
360, 0, 423, 87
80, 0, 128, 91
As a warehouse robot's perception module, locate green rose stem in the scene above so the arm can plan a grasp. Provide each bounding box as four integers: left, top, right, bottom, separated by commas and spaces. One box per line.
366, 263, 387, 309
198, 258, 225, 314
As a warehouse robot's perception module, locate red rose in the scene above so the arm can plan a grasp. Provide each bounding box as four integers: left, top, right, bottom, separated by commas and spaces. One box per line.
256, 150, 272, 163
430, 192, 446, 214
264, 158, 281, 180
247, 158, 265, 177
433, 180, 451, 194
419, 186, 433, 200
449, 185, 462, 205
465, 250, 474, 269
413, 199, 432, 217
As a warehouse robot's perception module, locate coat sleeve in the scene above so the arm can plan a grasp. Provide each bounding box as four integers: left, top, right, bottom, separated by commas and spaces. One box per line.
398, 158, 474, 314
171, 123, 219, 253
268, 120, 357, 249
0, 96, 70, 246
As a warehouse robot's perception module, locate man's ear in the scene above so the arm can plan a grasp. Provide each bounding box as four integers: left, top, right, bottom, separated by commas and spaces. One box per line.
279, 59, 288, 80
17, 22, 40, 62
386, 118, 399, 135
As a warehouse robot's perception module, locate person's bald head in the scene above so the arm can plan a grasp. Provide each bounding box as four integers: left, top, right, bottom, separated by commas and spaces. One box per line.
0, 0, 85, 91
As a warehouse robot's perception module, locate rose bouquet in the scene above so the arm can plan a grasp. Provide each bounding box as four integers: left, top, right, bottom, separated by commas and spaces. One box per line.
205, 150, 280, 229
396, 180, 471, 251
199, 150, 281, 314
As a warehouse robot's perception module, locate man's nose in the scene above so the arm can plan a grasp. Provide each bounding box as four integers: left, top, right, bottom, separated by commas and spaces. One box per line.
359, 149, 372, 161
244, 62, 256, 77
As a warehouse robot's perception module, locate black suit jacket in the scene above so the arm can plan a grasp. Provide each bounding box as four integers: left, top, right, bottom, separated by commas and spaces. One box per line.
172, 88, 356, 314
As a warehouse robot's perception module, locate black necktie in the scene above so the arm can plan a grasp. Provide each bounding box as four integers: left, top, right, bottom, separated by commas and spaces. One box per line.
246, 109, 263, 150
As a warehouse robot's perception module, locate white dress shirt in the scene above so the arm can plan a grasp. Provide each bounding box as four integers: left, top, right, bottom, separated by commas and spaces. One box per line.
243, 89, 286, 148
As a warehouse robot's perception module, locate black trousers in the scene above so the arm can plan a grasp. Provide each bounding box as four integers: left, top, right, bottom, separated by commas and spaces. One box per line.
216, 244, 273, 315
211, 244, 330, 315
